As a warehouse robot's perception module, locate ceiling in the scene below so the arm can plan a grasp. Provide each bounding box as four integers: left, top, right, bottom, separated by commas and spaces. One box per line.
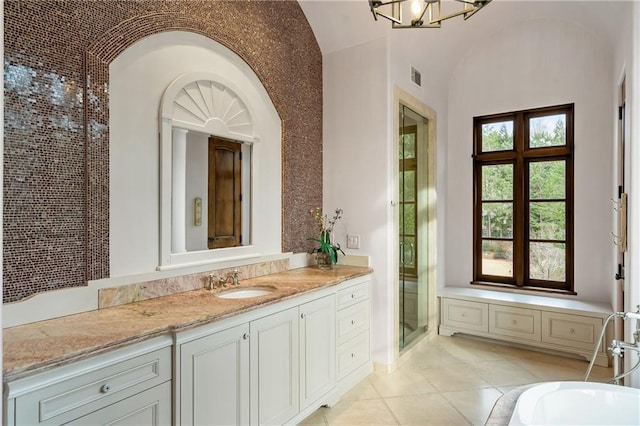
299, 0, 631, 78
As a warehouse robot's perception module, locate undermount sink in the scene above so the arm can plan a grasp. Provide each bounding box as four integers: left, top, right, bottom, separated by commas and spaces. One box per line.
214, 286, 276, 299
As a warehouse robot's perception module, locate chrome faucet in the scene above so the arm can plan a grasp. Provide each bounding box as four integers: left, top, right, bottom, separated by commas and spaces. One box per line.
226, 269, 240, 286
609, 307, 640, 384
207, 274, 216, 290
207, 274, 228, 290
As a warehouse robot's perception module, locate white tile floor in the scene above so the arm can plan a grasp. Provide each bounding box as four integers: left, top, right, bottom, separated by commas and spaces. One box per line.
301, 334, 613, 425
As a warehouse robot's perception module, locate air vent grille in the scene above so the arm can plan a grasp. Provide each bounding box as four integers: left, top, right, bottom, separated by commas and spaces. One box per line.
410, 66, 422, 87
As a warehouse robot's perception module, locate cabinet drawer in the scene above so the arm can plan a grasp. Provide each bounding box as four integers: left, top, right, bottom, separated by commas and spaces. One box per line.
489, 305, 540, 341
337, 300, 370, 346
441, 298, 488, 333
14, 345, 171, 425
66, 381, 171, 425
542, 311, 603, 351
337, 281, 370, 309
337, 332, 370, 380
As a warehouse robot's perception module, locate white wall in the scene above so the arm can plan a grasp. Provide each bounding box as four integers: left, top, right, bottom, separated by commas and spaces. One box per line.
389, 32, 450, 291
445, 18, 615, 304
323, 32, 452, 367
323, 37, 394, 366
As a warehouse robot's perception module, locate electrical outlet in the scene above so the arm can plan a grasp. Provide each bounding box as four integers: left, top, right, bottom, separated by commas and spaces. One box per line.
347, 234, 360, 249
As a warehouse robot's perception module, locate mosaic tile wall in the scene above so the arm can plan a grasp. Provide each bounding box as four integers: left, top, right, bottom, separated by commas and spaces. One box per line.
4, 0, 323, 303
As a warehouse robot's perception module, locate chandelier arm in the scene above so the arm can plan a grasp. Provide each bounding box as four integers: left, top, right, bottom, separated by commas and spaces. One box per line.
430, 7, 474, 25
369, 0, 405, 24
374, 10, 403, 25
462, 2, 490, 20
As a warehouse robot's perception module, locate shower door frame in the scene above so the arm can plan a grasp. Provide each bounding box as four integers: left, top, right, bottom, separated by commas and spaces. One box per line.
393, 87, 438, 360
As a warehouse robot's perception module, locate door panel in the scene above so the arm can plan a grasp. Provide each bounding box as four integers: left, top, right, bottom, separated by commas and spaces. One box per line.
208, 137, 242, 249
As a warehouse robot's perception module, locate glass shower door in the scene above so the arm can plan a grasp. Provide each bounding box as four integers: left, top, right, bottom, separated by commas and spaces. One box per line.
399, 104, 428, 350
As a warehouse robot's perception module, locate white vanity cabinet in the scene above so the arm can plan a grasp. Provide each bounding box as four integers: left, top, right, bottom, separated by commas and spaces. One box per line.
176, 276, 370, 426
250, 306, 300, 425
299, 295, 336, 412
176, 296, 333, 426
177, 323, 250, 425
4, 336, 172, 426
177, 306, 302, 426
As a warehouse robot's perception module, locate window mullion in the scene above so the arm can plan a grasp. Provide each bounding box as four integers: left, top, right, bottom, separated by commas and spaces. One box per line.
514, 113, 526, 287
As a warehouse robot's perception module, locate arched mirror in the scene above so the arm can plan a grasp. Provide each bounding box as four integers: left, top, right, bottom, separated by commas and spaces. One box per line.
159, 72, 280, 269
161, 76, 255, 255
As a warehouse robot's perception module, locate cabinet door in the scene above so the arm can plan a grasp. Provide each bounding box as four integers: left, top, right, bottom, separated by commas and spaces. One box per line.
179, 323, 249, 426
68, 381, 171, 425
250, 307, 299, 425
300, 295, 336, 411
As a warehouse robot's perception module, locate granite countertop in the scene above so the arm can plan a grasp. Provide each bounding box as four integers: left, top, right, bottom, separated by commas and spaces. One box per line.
3, 265, 372, 382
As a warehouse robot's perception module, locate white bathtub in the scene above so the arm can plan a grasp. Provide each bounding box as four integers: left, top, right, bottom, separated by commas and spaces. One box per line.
509, 381, 640, 425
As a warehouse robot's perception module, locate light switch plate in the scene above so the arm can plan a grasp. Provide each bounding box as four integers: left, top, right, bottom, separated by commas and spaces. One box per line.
347, 234, 360, 249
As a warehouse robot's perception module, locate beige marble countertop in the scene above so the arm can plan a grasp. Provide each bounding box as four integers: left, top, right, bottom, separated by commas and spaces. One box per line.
3, 266, 372, 382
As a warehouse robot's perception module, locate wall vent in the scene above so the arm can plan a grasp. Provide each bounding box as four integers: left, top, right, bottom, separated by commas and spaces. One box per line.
410, 66, 422, 87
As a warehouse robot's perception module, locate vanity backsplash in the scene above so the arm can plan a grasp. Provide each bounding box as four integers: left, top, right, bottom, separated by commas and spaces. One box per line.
98, 259, 289, 309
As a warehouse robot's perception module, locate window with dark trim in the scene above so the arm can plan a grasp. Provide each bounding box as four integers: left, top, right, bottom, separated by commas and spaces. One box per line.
472, 104, 574, 293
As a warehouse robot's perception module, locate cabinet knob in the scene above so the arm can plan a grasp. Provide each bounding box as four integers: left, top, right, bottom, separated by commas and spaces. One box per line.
351, 294, 355, 299
511, 320, 517, 325
243, 333, 250, 340
301, 313, 306, 319
100, 384, 111, 393
351, 320, 356, 325
569, 328, 575, 334
351, 353, 355, 358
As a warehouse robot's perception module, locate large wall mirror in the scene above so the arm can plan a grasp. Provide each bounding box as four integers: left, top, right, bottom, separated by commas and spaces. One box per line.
110, 31, 281, 277
177, 130, 252, 252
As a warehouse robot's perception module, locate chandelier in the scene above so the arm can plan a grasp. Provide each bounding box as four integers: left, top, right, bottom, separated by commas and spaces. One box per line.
368, 0, 492, 29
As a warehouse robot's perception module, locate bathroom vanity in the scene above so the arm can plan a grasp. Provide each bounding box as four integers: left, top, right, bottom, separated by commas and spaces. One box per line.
3, 267, 372, 425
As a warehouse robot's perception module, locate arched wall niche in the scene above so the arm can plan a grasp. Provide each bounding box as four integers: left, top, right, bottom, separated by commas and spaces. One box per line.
109, 30, 282, 275
84, 10, 321, 281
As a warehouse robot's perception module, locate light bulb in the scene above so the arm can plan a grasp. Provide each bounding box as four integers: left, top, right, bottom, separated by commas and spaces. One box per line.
410, 0, 422, 19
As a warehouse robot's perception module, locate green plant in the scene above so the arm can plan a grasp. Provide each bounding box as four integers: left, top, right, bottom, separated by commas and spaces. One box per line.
308, 207, 345, 264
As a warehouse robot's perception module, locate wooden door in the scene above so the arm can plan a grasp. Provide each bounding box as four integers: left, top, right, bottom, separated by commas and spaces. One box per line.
208, 137, 242, 249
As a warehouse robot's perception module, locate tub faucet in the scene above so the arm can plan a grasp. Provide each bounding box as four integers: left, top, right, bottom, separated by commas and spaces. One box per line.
609, 306, 640, 384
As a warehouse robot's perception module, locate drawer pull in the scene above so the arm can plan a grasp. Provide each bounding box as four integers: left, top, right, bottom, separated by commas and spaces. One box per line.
570, 328, 575, 334
100, 384, 111, 394
351, 294, 355, 299
511, 320, 517, 325
351, 353, 355, 358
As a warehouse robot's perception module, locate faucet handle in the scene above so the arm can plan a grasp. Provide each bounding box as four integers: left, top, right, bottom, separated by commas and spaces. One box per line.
232, 269, 240, 285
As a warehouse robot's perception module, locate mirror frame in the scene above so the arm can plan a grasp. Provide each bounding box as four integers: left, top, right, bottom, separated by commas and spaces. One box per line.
159, 71, 281, 269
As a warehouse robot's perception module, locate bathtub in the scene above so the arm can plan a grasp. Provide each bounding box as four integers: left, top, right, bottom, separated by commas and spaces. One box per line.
509, 381, 640, 425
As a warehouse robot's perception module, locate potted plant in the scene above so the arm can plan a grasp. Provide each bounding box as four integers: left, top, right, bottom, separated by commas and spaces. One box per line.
308, 207, 345, 269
